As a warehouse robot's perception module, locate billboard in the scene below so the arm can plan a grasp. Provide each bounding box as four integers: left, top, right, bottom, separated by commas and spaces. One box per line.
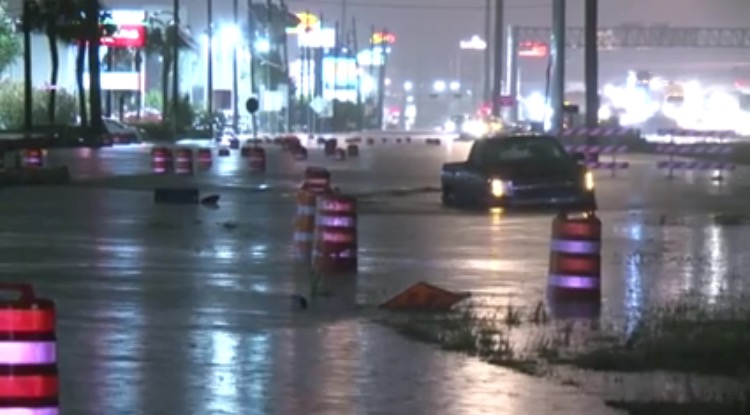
101, 10, 146, 48
101, 25, 146, 48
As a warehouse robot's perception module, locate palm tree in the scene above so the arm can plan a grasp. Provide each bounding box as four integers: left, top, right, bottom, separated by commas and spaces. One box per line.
21, 0, 62, 125
144, 16, 195, 121
55, 1, 113, 129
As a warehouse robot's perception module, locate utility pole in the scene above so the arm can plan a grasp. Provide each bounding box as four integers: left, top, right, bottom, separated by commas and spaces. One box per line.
207, 0, 214, 137
172, 0, 180, 136
549, 0, 566, 132
584, 0, 599, 129
490, 0, 504, 117
232, 0, 240, 133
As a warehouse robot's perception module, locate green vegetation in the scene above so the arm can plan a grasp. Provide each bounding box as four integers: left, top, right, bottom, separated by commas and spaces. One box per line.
0, 81, 77, 129
380, 297, 750, 413
0, 1, 20, 73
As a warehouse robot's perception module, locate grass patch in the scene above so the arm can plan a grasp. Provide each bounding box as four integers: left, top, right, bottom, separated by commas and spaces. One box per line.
381, 296, 750, 379
570, 300, 750, 377
380, 303, 548, 375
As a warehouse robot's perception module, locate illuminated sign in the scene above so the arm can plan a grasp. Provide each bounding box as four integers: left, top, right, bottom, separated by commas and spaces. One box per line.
287, 12, 320, 34
518, 41, 548, 57
101, 24, 146, 48
298, 27, 336, 48
371, 31, 396, 45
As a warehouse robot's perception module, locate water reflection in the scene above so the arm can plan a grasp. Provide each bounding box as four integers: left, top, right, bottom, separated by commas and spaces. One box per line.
705, 225, 726, 302
84, 304, 144, 414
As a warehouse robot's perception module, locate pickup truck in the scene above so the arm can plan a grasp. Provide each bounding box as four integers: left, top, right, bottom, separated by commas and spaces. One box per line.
441, 135, 596, 209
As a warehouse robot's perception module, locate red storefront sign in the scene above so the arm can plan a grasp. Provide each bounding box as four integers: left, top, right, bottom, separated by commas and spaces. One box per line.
101, 24, 146, 48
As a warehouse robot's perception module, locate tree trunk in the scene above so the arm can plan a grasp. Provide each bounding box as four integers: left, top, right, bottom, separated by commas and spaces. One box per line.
76, 41, 88, 127
86, 1, 103, 134
161, 52, 170, 119
46, 27, 59, 125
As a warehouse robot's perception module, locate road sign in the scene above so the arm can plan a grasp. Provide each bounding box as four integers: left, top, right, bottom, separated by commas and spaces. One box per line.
245, 97, 259, 114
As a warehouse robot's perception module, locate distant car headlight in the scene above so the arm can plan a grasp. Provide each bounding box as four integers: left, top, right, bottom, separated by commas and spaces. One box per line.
444, 120, 457, 132
490, 178, 506, 197
584, 171, 595, 191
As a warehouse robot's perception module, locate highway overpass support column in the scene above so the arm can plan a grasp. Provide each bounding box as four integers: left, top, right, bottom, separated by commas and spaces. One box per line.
584, 0, 599, 128
550, 0, 565, 132
506, 26, 519, 122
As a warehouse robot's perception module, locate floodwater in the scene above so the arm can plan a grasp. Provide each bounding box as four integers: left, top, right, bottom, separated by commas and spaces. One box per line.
3, 138, 749, 414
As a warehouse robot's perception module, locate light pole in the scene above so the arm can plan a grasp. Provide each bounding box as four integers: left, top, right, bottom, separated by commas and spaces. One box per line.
172, 0, 180, 136
232, 0, 239, 133
207, 0, 214, 137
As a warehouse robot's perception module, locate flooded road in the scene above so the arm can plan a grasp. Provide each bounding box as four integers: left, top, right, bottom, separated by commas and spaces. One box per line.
3, 139, 748, 414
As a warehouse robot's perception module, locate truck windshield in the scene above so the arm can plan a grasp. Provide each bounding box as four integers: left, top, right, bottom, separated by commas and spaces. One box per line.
481, 137, 568, 164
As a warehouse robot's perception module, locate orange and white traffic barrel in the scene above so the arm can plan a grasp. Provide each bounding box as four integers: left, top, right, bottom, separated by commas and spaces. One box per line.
248, 147, 266, 173
313, 194, 357, 273
174, 148, 193, 175
547, 212, 602, 301
217, 147, 230, 157
366, 138, 375, 145
0, 283, 58, 415
294, 190, 317, 260
346, 144, 359, 157
22, 149, 43, 168
301, 167, 331, 194
151, 147, 171, 174
196, 148, 212, 170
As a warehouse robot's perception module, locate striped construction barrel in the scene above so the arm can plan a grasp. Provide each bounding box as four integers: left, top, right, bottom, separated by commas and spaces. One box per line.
547, 212, 602, 301
293, 190, 317, 260
151, 147, 171, 174
313, 194, 358, 273
196, 148, 212, 170
0, 283, 58, 415
174, 148, 193, 175
248, 147, 266, 173
301, 167, 331, 194
22, 149, 43, 168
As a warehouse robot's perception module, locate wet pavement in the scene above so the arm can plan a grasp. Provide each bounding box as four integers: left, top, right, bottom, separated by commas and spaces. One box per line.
3, 139, 750, 414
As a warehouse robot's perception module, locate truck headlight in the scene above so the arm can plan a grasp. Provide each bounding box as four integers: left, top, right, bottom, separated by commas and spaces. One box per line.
584, 171, 595, 191
490, 179, 506, 197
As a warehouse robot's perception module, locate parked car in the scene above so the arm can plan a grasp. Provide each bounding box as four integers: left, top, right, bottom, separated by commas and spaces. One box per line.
103, 118, 145, 144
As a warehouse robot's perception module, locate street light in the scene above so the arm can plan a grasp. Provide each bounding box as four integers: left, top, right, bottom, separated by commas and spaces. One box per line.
403, 81, 413, 92
433, 80, 446, 93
